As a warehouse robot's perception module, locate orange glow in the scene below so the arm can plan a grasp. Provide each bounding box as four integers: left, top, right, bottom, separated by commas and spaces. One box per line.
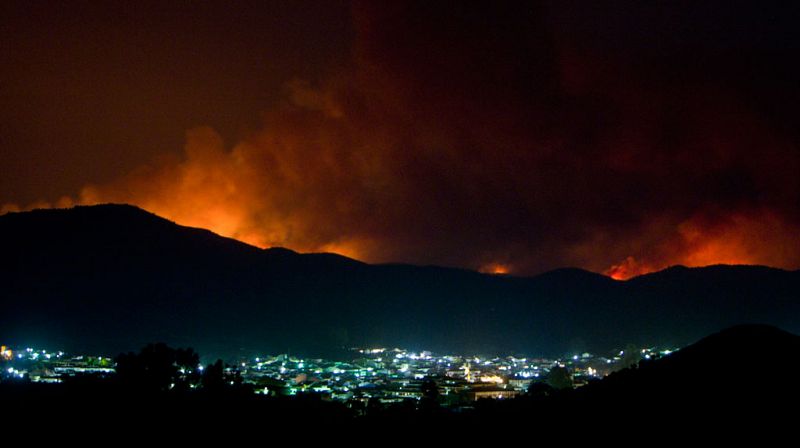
605, 210, 799, 280
480, 263, 510, 275
3, 67, 799, 277
4, 4, 800, 281
71, 126, 365, 256
316, 240, 364, 261
604, 256, 655, 280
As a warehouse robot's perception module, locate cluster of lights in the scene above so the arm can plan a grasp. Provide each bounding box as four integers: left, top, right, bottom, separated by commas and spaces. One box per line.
10, 347, 67, 362
0, 341, 681, 401
232, 344, 673, 403
0, 344, 117, 383
6, 367, 25, 379
358, 348, 386, 354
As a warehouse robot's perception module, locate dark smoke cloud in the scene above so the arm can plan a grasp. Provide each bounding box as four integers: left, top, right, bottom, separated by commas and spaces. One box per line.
9, 1, 800, 277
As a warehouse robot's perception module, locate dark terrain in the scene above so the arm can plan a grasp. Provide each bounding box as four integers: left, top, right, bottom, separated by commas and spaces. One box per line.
1, 204, 798, 359
1, 324, 796, 437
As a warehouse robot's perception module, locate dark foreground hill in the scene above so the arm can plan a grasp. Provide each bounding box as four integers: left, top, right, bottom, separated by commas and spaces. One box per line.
576, 324, 800, 406
1, 204, 799, 359
468, 324, 800, 435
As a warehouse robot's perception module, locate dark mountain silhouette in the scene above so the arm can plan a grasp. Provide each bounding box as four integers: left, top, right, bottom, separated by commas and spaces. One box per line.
562, 324, 800, 432
1, 204, 799, 359
469, 324, 800, 435
578, 324, 800, 406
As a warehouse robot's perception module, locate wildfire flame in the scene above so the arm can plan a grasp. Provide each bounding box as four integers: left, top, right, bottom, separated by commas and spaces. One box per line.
605, 210, 798, 280
4, 5, 800, 278
480, 263, 510, 275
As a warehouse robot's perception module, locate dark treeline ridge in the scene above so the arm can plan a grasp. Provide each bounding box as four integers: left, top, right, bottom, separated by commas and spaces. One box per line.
2, 204, 800, 360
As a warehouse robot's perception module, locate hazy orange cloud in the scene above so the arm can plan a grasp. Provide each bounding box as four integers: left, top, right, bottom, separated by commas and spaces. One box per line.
5, 2, 800, 278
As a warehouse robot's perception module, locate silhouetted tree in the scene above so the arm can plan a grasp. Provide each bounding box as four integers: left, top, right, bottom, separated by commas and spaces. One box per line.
202, 359, 225, 391
546, 366, 574, 390
174, 347, 200, 390
231, 368, 244, 388
347, 398, 366, 417
419, 377, 440, 411
527, 381, 555, 398
115, 343, 201, 392
366, 396, 383, 415
616, 343, 643, 371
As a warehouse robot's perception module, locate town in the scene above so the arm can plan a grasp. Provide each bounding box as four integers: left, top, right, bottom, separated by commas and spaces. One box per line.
0, 342, 677, 409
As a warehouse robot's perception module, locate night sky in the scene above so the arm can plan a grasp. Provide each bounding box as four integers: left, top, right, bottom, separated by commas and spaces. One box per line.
2, 1, 800, 278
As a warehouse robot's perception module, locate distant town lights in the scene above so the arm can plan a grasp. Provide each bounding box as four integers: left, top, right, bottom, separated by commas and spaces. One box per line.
0, 341, 682, 402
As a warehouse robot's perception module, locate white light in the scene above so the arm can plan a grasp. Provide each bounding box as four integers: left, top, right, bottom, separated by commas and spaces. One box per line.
7, 368, 13, 374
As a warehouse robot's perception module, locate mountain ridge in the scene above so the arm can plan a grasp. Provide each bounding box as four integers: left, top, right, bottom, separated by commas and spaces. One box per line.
3, 203, 794, 280
1, 204, 798, 360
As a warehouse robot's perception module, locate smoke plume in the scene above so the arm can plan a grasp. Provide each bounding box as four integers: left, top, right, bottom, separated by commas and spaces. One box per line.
7, 2, 800, 278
